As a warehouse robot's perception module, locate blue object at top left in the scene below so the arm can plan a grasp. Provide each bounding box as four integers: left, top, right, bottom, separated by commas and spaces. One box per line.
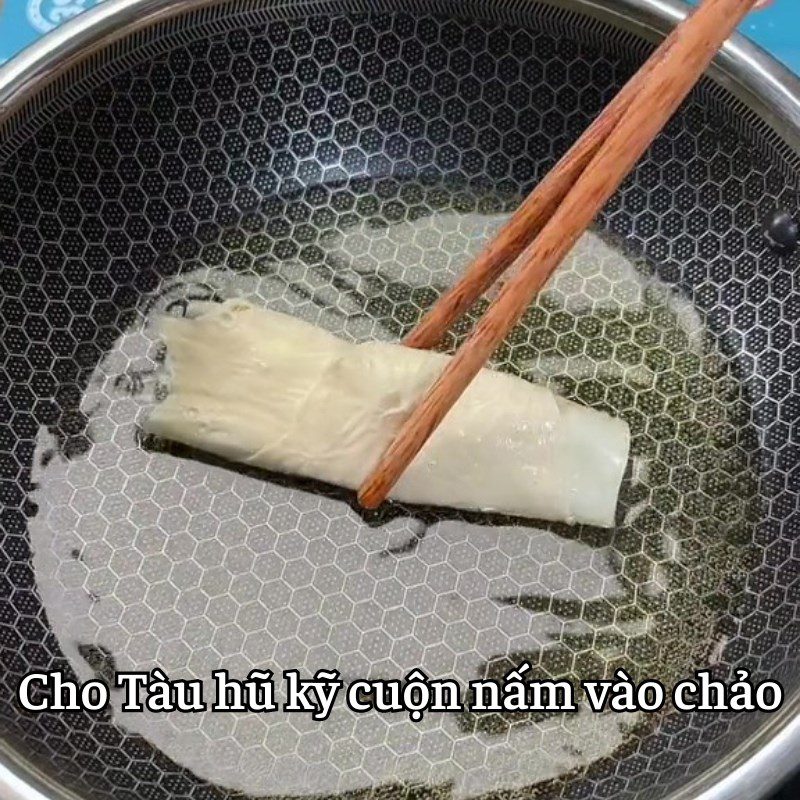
0, 0, 105, 65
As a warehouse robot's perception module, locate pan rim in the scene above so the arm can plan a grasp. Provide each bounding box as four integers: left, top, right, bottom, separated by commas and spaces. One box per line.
1, 0, 799, 147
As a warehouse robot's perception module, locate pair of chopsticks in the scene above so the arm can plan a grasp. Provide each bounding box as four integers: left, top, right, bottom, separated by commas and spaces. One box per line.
357, 0, 759, 510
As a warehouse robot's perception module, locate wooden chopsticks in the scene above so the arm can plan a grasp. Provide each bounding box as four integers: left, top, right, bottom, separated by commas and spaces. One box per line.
402, 33, 674, 351
357, 0, 759, 510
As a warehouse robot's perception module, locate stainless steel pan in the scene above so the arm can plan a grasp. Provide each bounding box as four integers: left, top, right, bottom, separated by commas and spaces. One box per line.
0, 2, 798, 799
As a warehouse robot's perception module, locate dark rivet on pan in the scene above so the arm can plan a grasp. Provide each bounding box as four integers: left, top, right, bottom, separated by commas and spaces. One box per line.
762, 209, 799, 256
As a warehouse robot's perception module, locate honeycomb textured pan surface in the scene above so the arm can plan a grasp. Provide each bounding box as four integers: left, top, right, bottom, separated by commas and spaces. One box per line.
0, 4, 799, 800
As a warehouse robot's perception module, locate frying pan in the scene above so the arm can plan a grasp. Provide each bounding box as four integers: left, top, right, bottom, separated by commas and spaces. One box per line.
0, 1, 799, 799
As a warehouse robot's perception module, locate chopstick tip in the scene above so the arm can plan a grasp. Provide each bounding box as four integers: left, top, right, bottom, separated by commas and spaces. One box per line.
357, 483, 385, 510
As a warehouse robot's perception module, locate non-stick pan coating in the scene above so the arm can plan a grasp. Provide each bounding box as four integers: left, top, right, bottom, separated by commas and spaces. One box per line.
0, 3, 798, 800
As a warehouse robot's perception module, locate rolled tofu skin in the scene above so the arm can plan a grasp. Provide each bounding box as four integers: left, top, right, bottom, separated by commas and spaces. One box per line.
144, 300, 630, 527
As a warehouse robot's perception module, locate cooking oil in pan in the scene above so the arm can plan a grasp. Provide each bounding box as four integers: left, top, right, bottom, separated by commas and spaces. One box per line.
28, 182, 759, 798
